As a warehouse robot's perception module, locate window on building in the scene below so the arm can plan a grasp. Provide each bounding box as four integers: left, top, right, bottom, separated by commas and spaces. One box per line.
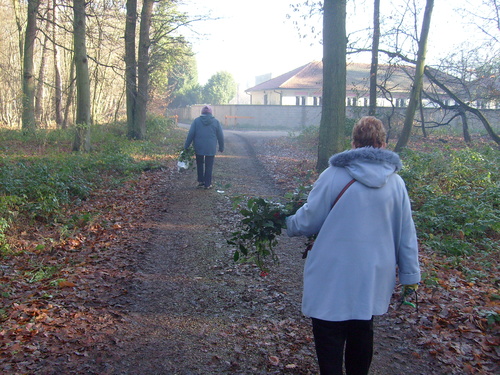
296, 96, 300, 106
301, 96, 306, 106
264, 94, 268, 105
396, 98, 406, 108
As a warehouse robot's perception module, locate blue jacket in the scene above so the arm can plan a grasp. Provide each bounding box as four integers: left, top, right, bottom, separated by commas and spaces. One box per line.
184, 115, 224, 156
286, 147, 420, 321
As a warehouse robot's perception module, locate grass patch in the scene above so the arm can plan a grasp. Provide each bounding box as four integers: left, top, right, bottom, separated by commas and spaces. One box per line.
0, 115, 185, 234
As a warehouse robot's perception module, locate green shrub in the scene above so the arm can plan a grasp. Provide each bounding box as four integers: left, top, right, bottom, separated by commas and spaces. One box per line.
146, 115, 176, 141
0, 217, 11, 255
0, 118, 184, 222
400, 146, 499, 256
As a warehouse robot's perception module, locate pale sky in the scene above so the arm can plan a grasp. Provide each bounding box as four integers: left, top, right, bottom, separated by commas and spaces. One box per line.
180, 0, 493, 88
179, 0, 322, 87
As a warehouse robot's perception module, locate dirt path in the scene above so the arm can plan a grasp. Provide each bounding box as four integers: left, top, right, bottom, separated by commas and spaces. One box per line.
100, 130, 449, 374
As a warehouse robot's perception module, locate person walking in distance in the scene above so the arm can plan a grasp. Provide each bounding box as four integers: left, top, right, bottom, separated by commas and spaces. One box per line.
184, 105, 224, 189
286, 116, 421, 375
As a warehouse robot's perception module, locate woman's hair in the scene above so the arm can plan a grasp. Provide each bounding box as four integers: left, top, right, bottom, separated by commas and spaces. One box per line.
351, 116, 387, 148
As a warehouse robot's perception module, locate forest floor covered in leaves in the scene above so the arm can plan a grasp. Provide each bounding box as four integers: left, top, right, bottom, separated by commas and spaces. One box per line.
0, 127, 498, 374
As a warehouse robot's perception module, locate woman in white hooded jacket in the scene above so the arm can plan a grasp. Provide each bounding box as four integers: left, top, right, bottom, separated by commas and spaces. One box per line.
286, 116, 420, 375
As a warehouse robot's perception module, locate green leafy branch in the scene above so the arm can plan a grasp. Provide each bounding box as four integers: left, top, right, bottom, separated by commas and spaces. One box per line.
227, 184, 313, 271
177, 147, 195, 170
178, 146, 195, 162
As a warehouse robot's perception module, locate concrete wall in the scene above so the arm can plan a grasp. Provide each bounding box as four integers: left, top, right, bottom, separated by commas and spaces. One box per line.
169, 104, 322, 130
168, 104, 500, 134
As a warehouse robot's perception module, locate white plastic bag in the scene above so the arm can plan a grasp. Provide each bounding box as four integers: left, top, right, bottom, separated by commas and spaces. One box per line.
177, 147, 194, 172
177, 160, 188, 172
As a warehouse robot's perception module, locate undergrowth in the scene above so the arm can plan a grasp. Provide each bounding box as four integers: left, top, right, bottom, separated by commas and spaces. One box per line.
0, 116, 184, 240
399, 146, 499, 256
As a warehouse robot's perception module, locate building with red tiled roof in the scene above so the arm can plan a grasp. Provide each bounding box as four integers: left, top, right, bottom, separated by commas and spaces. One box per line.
245, 61, 323, 106
245, 61, 447, 108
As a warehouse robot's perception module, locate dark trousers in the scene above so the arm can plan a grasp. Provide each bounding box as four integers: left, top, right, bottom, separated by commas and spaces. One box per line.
196, 154, 215, 187
311, 317, 374, 375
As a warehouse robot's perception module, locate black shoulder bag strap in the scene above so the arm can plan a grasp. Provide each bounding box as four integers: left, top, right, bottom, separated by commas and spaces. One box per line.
331, 178, 356, 208
302, 178, 356, 259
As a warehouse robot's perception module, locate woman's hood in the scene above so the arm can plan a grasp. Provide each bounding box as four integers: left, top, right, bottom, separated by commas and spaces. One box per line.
200, 114, 214, 125
329, 147, 402, 188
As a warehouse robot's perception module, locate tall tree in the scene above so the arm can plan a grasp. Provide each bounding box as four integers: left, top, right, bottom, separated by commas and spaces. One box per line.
63, 58, 76, 129
22, 0, 40, 131
148, 2, 195, 108
165, 55, 200, 108
134, 0, 154, 140
35, 31, 49, 125
394, 0, 434, 152
203, 71, 237, 104
72, 0, 91, 152
52, 0, 63, 128
316, 0, 347, 171
125, 0, 154, 140
125, 0, 138, 139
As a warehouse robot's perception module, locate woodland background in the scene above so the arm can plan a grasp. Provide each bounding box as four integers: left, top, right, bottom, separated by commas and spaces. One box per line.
0, 1, 498, 372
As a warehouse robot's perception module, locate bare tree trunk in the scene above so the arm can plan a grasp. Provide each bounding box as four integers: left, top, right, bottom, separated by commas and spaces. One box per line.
35, 33, 49, 126
22, 0, 40, 131
369, 0, 380, 116
72, 0, 91, 152
466, 106, 500, 145
460, 111, 472, 144
395, 0, 434, 152
115, 85, 126, 124
53, 0, 63, 128
135, 0, 154, 140
91, 24, 103, 126
63, 59, 75, 129
316, 0, 347, 171
125, 0, 138, 138
419, 97, 427, 137
12, 0, 24, 63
